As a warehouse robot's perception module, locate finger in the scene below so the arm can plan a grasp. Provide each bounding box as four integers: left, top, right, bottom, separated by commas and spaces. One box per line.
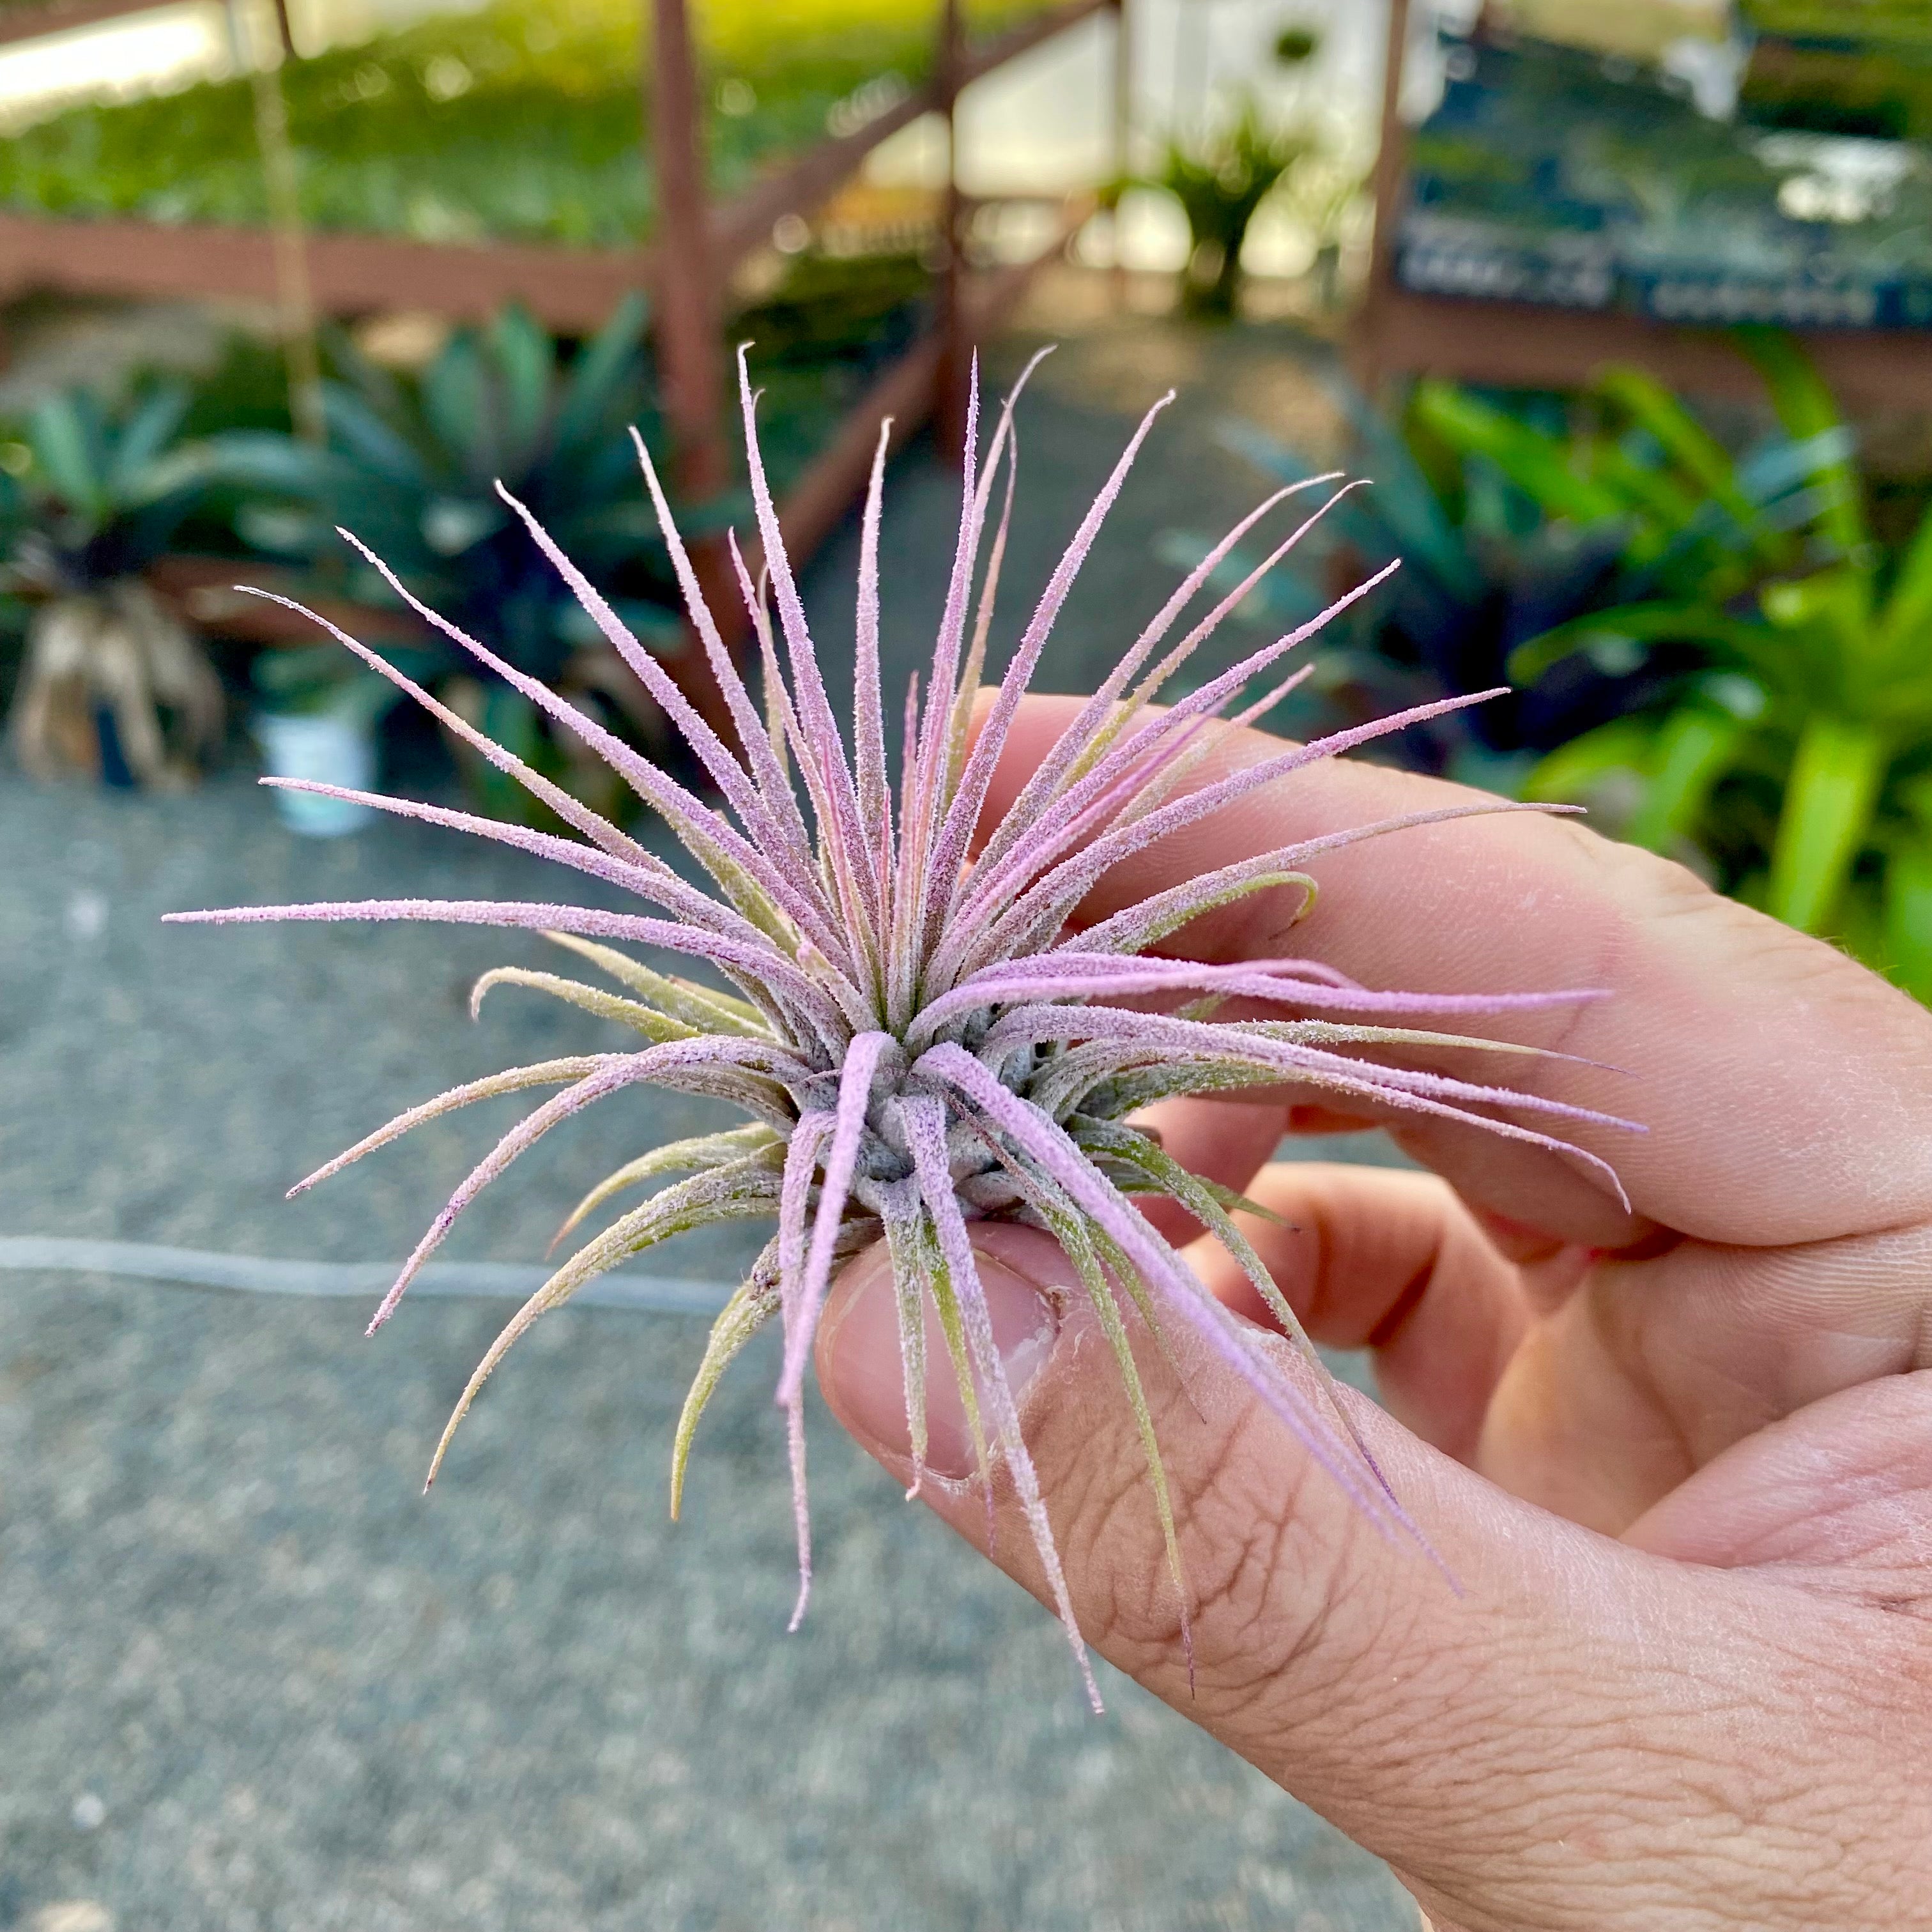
1128, 1095, 1288, 1245
1476, 1216, 1932, 1529
1183, 1162, 1529, 1462
1619, 1370, 1932, 1595
978, 694, 1932, 1252
816, 1228, 1913, 1931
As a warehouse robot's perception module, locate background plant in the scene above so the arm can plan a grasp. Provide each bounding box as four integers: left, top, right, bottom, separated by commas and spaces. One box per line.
1153, 102, 1313, 318
1, 379, 233, 782
1512, 334, 1932, 996
0, 0, 1058, 246
215, 297, 703, 821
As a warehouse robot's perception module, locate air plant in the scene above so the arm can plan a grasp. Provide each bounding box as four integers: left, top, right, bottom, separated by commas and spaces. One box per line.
167, 351, 1632, 1706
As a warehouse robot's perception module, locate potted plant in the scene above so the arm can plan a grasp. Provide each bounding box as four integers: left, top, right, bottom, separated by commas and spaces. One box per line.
1, 381, 228, 787
217, 296, 713, 824
1155, 102, 1314, 318
248, 642, 410, 835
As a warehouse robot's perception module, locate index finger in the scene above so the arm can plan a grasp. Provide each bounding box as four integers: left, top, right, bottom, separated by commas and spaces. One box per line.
979, 693, 1932, 1250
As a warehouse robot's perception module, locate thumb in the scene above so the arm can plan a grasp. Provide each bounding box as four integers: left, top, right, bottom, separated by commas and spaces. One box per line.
813, 1222, 1862, 1932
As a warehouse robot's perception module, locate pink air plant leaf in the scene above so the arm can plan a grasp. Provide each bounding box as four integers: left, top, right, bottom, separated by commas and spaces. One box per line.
166, 353, 1641, 1711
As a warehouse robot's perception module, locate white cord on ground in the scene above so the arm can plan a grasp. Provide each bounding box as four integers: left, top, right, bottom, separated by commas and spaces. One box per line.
0, 1236, 733, 1315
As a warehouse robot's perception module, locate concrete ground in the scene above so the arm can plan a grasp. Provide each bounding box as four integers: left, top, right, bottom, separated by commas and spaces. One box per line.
0, 307, 1420, 1931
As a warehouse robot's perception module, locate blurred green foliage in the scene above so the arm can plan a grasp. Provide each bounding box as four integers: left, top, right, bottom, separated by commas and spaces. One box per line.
1489, 335, 1932, 995
206, 296, 702, 818
1160, 368, 1820, 775
1272, 22, 1321, 67
0, 379, 249, 778
1, 226, 939, 805
0, 0, 1050, 245
730, 249, 931, 493
0, 378, 233, 593
215, 298, 680, 669
1161, 337, 1932, 995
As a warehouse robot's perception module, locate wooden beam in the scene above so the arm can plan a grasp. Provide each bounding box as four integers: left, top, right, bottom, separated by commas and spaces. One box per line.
644, 0, 733, 735
0, 208, 650, 330
933, 0, 968, 465
1356, 0, 1411, 395
1364, 285, 1932, 412
647, 0, 727, 498
0, 0, 171, 49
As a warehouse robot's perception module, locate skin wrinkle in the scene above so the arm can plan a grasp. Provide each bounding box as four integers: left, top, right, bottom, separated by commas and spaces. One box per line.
1588, 1280, 1705, 1496
1029, 1308, 1397, 1716
815, 693, 1932, 1932
1333, 1639, 1821, 1907
983, 696, 1932, 1250
1010, 1296, 1378, 1708
1392, 1681, 1867, 1929
888, 1299, 1925, 1929
1365, 1254, 1438, 1352
1088, 1356, 1311, 1682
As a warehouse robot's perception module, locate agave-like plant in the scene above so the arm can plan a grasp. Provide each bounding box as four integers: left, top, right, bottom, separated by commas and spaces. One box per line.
168, 351, 1632, 1706
4, 379, 229, 786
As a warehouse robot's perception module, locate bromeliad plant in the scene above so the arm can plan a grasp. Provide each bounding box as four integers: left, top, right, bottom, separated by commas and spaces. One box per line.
217, 298, 702, 820
1509, 335, 1932, 995
169, 353, 1632, 1703
1160, 356, 1842, 780
3, 379, 227, 785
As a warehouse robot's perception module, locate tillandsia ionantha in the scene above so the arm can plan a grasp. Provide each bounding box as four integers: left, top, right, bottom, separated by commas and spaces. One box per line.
168, 348, 1637, 1708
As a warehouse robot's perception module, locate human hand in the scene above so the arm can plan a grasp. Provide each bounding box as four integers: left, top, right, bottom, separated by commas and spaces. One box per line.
815, 694, 1932, 1932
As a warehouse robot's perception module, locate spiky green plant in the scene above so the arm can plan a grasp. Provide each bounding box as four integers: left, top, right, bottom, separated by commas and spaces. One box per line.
1157, 103, 1314, 318
168, 352, 1633, 1705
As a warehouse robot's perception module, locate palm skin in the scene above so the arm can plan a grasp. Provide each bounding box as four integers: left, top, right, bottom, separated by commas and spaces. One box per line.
818, 695, 1932, 1932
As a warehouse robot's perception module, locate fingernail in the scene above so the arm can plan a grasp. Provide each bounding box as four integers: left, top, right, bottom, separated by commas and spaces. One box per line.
818, 1230, 1062, 1481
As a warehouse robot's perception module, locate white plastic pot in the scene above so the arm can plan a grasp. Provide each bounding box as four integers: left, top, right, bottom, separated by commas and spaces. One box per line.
253, 707, 378, 837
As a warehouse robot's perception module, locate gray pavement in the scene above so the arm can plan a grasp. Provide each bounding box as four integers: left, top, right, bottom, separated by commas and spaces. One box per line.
0, 312, 1417, 1931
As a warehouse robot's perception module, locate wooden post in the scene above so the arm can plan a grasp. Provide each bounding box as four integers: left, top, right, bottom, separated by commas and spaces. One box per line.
237, 0, 324, 445
1357, 0, 1413, 399
1112, 0, 1133, 179
934, 0, 971, 470
647, 0, 729, 503
1110, 0, 1131, 302
644, 0, 736, 734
